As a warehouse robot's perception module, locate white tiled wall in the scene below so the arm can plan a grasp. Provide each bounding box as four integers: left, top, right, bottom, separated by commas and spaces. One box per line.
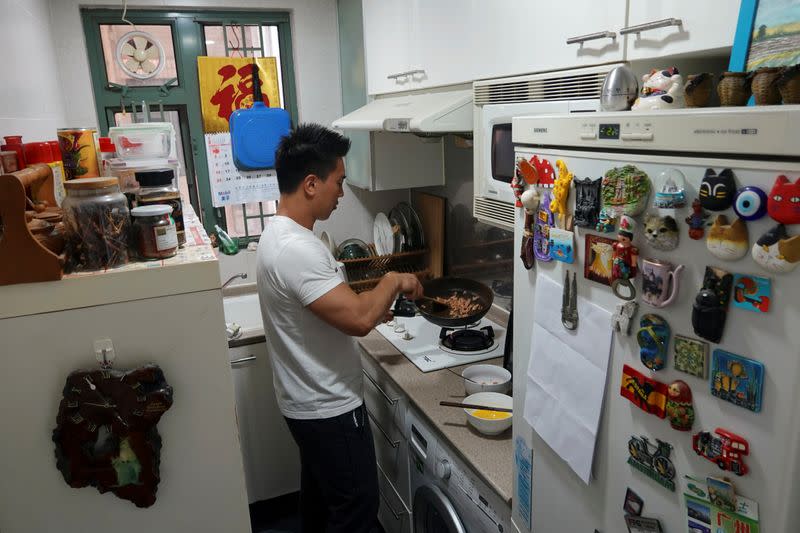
0, 0, 67, 140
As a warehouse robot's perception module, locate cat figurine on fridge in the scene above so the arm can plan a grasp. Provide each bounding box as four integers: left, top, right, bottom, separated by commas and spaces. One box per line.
752, 224, 800, 273
707, 215, 749, 260
643, 214, 679, 251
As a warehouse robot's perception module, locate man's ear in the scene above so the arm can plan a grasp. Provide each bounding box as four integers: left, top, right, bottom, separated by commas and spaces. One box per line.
301, 174, 319, 196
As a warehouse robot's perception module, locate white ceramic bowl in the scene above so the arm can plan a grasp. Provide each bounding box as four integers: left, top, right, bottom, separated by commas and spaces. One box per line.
462, 364, 512, 395
463, 392, 513, 436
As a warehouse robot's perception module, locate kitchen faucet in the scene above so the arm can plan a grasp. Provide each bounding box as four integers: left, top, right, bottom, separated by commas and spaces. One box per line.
222, 272, 248, 289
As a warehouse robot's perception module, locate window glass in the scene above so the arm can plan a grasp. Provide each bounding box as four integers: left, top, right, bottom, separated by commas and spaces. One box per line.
100, 25, 177, 86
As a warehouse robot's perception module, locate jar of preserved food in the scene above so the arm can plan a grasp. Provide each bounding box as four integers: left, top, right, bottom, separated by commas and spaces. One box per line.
134, 168, 185, 245
62, 177, 130, 271
131, 204, 179, 259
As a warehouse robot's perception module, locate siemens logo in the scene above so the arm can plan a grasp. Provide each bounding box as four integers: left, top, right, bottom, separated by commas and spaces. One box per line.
533, 127, 547, 133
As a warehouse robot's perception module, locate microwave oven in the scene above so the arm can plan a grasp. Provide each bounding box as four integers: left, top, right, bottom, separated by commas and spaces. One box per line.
472, 64, 625, 229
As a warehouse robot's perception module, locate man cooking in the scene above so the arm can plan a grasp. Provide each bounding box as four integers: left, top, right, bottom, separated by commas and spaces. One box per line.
256, 123, 423, 533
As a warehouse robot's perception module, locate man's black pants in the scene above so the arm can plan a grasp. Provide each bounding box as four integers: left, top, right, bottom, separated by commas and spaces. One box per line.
285, 403, 380, 533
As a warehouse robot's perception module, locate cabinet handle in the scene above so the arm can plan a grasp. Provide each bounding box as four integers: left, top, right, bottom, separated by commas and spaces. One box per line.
230, 355, 256, 366
620, 18, 683, 36
386, 69, 425, 80
362, 369, 399, 405
376, 463, 409, 520
566, 31, 616, 45
366, 409, 400, 449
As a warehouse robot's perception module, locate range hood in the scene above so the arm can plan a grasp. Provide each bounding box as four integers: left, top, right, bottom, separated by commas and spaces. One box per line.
332, 89, 472, 133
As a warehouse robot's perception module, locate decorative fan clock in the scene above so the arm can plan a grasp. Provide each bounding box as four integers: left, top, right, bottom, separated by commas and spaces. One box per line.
52, 364, 173, 507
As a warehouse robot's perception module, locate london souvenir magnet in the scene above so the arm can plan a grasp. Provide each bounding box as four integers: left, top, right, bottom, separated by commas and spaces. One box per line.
685, 198, 710, 240
692, 428, 750, 477
699, 168, 736, 211
643, 214, 679, 251
584, 234, 616, 286
533, 190, 555, 262
574, 177, 602, 228
692, 266, 733, 343
549, 227, 575, 263
666, 380, 694, 431
767, 175, 800, 224
734, 186, 768, 221
732, 274, 771, 313
673, 335, 709, 379
752, 223, 800, 273
621, 365, 668, 418
706, 215, 749, 261
623, 487, 644, 516
627, 433, 676, 491
710, 350, 765, 412
637, 314, 670, 371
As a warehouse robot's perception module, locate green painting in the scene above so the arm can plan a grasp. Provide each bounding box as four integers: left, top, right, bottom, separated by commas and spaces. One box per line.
674, 335, 708, 379
747, 0, 800, 70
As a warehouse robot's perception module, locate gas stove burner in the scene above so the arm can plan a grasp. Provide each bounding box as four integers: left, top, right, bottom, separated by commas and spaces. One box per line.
439, 326, 495, 354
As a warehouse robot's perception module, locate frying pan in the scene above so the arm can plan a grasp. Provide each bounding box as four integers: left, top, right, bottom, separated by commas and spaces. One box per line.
415, 277, 494, 327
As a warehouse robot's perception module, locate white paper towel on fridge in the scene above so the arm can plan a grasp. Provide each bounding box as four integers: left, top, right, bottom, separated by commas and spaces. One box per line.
523, 274, 612, 484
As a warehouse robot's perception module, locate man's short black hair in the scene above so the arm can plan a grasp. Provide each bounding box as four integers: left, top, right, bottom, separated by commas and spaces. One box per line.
274, 123, 351, 194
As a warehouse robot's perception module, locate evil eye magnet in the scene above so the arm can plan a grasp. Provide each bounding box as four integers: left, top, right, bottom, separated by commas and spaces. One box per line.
733, 186, 768, 221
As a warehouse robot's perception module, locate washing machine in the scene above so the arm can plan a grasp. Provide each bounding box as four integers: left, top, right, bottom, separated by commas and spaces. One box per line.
407, 408, 510, 533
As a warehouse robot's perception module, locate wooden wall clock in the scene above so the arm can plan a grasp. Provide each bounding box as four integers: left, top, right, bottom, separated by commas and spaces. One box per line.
52, 364, 173, 507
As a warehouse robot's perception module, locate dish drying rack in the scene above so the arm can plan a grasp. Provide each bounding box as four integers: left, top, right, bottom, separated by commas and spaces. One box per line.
341, 245, 430, 293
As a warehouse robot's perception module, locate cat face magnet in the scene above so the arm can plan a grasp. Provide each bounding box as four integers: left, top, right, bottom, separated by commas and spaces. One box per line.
734, 186, 768, 221
767, 175, 800, 224
752, 223, 800, 273
643, 214, 679, 251
699, 168, 736, 211
706, 215, 749, 260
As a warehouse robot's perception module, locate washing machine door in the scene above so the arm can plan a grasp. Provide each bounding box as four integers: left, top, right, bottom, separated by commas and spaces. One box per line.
413, 485, 466, 533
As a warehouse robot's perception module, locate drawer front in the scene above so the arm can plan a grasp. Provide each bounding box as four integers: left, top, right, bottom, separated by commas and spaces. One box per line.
377, 460, 411, 533
369, 408, 410, 508
361, 353, 406, 438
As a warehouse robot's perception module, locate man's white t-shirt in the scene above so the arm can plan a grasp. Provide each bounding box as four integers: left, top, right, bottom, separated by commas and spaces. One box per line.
256, 215, 363, 419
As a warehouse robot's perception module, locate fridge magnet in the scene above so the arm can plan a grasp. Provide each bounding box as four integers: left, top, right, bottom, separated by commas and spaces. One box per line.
612, 215, 639, 300
550, 159, 574, 222
511, 173, 525, 207
710, 350, 765, 413
752, 223, 800, 273
549, 228, 575, 263
643, 214, 679, 251
692, 266, 733, 343
533, 190, 555, 262
683, 475, 760, 533
520, 212, 535, 270
532, 155, 555, 187
625, 515, 663, 533
767, 175, 800, 224
627, 434, 675, 491
584, 234, 616, 286
516, 157, 539, 185
732, 274, 771, 313
653, 168, 687, 209
621, 365, 668, 418
693, 428, 750, 477
733, 186, 768, 221
561, 270, 579, 331
641, 258, 684, 308
596, 207, 616, 233
665, 380, 694, 431
674, 335, 709, 379
637, 314, 670, 371
706, 215, 749, 261
574, 177, 602, 228
706, 476, 737, 511
631, 66, 685, 111
685, 198, 710, 240
699, 168, 736, 211
686, 498, 712, 533
601, 165, 651, 217
612, 301, 639, 336
623, 487, 644, 516
520, 187, 540, 214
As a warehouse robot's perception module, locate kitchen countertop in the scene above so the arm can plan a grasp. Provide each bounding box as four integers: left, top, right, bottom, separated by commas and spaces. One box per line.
357, 306, 513, 506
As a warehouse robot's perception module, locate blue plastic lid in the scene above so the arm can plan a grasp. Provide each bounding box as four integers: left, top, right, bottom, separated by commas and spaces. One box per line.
229, 102, 291, 171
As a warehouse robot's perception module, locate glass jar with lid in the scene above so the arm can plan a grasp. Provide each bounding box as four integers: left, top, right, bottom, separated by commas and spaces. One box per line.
131, 204, 179, 260
62, 177, 130, 271
134, 168, 185, 245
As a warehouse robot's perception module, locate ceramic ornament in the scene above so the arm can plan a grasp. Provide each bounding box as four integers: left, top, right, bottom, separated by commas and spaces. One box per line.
631, 67, 685, 111
692, 266, 733, 343
611, 215, 639, 300
692, 428, 750, 476
621, 364, 668, 418
706, 215, 749, 260
626, 432, 676, 491
733, 186, 768, 221
685, 198, 710, 240
641, 258, 683, 308
710, 349, 765, 412
665, 380, 694, 431
637, 314, 671, 371
767, 175, 800, 224
732, 273, 771, 313
699, 168, 737, 211
653, 168, 687, 209
602, 165, 651, 217
751, 223, 800, 273
574, 177, 602, 228
673, 335, 709, 379
643, 214, 679, 251
596, 207, 616, 233
520, 188, 540, 214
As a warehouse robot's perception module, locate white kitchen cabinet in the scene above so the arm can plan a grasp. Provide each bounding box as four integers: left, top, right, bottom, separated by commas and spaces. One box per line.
625, 0, 737, 61
229, 342, 300, 504
362, 0, 415, 95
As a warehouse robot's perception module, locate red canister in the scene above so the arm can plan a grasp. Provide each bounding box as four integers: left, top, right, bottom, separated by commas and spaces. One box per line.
1, 135, 26, 170
23, 142, 54, 165
48, 140, 62, 162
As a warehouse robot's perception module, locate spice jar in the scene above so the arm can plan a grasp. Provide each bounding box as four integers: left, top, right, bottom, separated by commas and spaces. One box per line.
131, 204, 179, 260
62, 177, 130, 272
134, 168, 185, 245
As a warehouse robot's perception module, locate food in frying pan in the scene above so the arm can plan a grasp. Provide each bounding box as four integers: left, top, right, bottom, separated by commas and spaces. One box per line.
432, 292, 483, 318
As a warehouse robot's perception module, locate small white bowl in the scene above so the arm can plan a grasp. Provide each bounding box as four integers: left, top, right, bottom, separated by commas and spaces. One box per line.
463, 392, 513, 436
462, 364, 512, 395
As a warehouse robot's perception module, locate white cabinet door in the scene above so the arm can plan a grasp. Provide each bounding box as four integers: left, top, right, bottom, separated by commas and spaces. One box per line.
229, 342, 300, 503
363, 0, 414, 95
625, 0, 738, 60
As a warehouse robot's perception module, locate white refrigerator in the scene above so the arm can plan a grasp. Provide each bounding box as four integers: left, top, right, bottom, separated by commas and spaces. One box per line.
510, 107, 800, 533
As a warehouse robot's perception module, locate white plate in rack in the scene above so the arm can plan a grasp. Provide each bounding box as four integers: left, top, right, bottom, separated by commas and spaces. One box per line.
320, 231, 336, 255
373, 212, 395, 256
